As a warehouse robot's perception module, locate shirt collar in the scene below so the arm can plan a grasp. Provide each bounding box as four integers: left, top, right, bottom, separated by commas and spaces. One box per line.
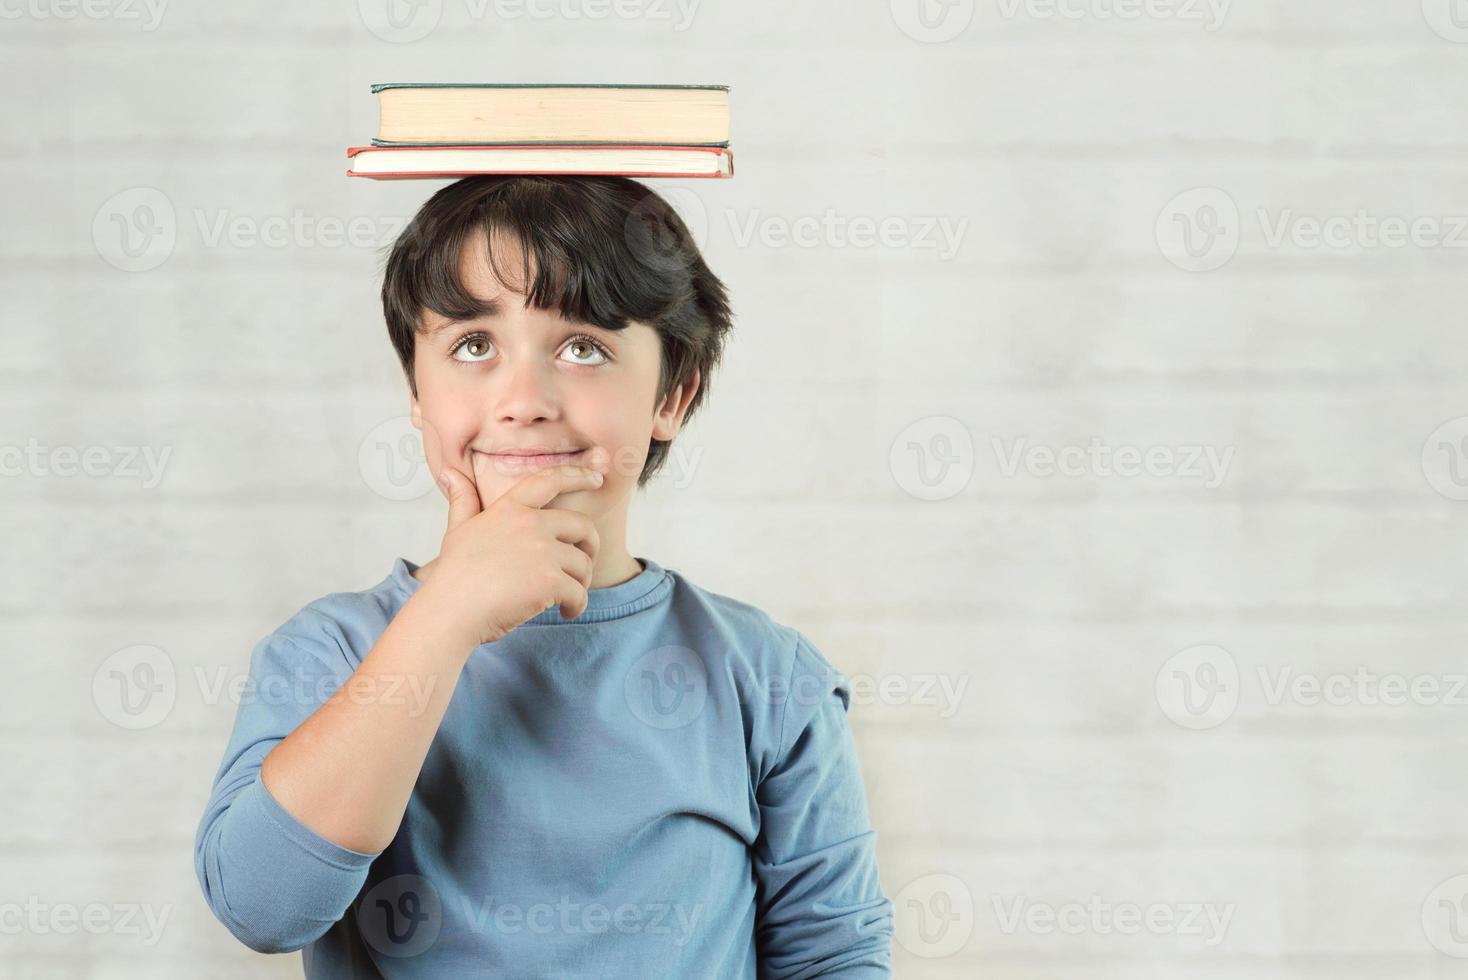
389, 555, 671, 626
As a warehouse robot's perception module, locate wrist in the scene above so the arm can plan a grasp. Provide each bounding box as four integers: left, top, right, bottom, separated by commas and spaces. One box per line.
400, 585, 490, 660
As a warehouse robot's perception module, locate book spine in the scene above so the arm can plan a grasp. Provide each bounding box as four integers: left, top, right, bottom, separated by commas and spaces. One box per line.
368, 138, 731, 148
348, 169, 733, 179
346, 144, 730, 157
370, 82, 730, 93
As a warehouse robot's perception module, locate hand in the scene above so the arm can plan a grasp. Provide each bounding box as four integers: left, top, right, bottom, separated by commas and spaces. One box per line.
424, 448, 608, 647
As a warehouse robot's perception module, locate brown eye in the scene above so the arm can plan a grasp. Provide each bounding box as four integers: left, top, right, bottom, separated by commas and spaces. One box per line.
561, 336, 609, 366
451, 334, 494, 363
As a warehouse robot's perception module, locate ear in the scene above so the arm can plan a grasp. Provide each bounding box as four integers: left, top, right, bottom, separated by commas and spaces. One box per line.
651, 369, 700, 442
409, 391, 422, 430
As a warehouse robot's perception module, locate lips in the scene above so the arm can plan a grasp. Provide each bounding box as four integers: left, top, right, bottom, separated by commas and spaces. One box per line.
475, 448, 587, 471
488, 448, 587, 457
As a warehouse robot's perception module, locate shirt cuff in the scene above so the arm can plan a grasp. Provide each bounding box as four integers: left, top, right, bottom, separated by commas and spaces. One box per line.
203, 775, 381, 952
238, 774, 383, 869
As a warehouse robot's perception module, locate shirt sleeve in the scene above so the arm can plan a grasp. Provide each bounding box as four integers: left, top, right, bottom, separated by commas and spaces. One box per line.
752, 634, 895, 979
193, 620, 382, 954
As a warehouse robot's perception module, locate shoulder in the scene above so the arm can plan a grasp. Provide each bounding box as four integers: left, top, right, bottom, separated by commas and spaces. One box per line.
660, 566, 851, 764
662, 566, 791, 647
255, 561, 410, 671
662, 565, 845, 686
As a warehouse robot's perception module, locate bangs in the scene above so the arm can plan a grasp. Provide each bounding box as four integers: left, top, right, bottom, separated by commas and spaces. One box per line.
385, 176, 688, 336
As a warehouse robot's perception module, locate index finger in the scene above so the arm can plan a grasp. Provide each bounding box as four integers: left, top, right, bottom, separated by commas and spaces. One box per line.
503, 451, 609, 510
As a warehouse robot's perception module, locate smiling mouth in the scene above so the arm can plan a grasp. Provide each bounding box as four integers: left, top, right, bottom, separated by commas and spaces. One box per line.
475, 448, 587, 470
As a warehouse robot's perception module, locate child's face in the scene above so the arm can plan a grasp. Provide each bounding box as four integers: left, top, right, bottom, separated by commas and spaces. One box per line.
409, 231, 696, 516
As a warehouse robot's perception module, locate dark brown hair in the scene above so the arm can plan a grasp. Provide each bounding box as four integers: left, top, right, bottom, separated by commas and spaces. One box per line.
379, 175, 733, 487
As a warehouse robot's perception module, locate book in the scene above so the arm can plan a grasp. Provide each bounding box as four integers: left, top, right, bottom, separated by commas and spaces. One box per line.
370, 83, 730, 147
345, 143, 734, 179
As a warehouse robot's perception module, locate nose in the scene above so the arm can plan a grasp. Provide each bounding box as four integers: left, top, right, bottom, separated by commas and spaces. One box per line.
492, 355, 559, 425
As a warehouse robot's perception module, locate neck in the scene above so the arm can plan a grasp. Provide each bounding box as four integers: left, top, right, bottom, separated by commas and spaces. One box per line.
590, 549, 644, 590
585, 488, 642, 589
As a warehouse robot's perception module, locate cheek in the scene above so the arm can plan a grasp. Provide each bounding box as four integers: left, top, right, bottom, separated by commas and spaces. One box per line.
572, 393, 652, 480
415, 400, 478, 477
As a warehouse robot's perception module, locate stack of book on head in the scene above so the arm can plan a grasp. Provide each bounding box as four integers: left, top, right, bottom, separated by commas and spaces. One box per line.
346, 83, 733, 179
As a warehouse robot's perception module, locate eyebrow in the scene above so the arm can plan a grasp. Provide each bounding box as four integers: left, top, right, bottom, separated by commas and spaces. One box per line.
425, 298, 506, 337
424, 301, 615, 341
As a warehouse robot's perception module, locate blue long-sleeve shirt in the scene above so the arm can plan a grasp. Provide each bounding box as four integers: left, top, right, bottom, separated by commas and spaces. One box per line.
194, 555, 894, 977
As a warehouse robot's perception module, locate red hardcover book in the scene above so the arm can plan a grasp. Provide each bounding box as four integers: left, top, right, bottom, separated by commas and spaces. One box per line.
346, 144, 734, 180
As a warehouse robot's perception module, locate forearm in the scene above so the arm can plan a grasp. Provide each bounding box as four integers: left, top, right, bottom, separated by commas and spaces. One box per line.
259, 587, 475, 854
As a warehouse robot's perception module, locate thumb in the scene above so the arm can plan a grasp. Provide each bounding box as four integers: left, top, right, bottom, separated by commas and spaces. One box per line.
438, 466, 481, 532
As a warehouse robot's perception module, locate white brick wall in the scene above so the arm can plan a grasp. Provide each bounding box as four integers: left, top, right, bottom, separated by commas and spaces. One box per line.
4, 1, 1467, 975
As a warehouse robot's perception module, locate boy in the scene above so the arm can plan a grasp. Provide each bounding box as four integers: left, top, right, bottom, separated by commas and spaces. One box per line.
193, 175, 894, 977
